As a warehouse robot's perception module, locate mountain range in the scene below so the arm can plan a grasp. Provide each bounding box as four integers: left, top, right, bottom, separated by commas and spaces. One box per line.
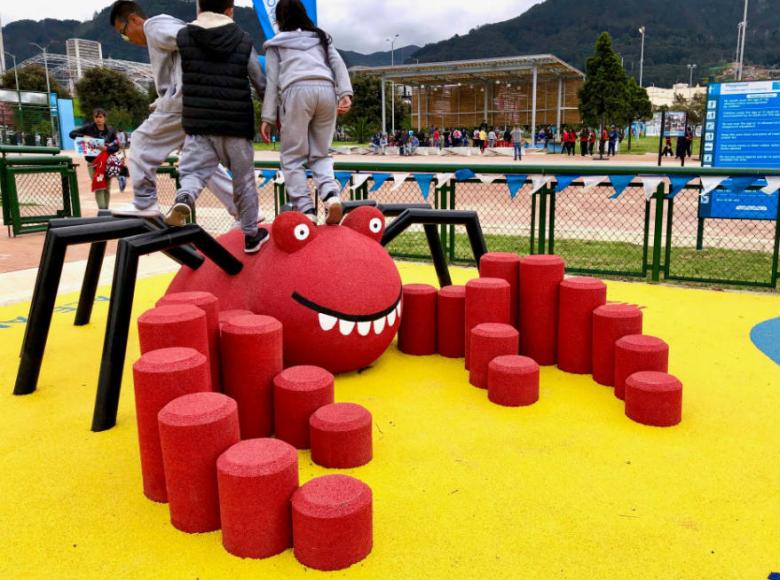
2, 0, 778, 87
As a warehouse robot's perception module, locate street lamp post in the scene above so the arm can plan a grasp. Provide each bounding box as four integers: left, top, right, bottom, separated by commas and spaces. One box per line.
4, 52, 24, 144
737, 0, 749, 81
386, 33, 399, 134
687, 64, 697, 87
30, 42, 55, 138
638, 26, 646, 87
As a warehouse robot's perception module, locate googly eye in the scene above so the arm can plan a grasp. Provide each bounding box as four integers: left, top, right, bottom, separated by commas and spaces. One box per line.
294, 223, 310, 241
369, 218, 383, 234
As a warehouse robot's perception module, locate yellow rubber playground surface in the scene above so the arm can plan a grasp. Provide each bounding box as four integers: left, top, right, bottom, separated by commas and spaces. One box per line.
1, 262, 778, 579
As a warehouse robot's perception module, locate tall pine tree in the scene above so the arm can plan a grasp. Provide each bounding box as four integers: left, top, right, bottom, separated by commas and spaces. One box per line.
578, 32, 630, 132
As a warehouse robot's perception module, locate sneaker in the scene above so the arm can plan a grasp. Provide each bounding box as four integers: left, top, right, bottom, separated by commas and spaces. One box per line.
111, 201, 162, 218
164, 194, 194, 227
244, 229, 270, 254
323, 195, 343, 225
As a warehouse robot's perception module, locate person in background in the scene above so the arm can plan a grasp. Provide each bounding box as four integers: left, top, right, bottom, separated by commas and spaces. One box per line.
580, 127, 589, 157
503, 126, 512, 145
685, 126, 694, 158
511, 125, 524, 161
588, 128, 596, 156
560, 127, 569, 154
479, 127, 488, 152
608, 125, 619, 157
472, 128, 480, 150
487, 128, 496, 148
70, 108, 120, 210
662, 135, 674, 157
599, 126, 608, 156
433, 127, 440, 149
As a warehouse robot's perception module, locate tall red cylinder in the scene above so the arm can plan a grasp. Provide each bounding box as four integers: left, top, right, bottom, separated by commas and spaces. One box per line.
614, 335, 669, 400
219, 309, 255, 331
310, 403, 373, 469
438, 285, 466, 358
469, 323, 520, 389
132, 347, 211, 503
519, 255, 565, 365
138, 304, 212, 388
158, 392, 241, 533
557, 277, 608, 374
274, 366, 335, 449
480, 252, 521, 327
398, 284, 437, 356
292, 475, 373, 571
220, 315, 283, 439
217, 438, 299, 559
465, 278, 511, 369
592, 304, 643, 386
157, 291, 221, 391
625, 371, 682, 427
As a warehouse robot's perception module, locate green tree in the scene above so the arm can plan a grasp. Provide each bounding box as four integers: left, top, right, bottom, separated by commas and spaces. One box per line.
624, 78, 652, 151
1, 65, 70, 98
342, 74, 406, 138
671, 92, 707, 126
578, 32, 630, 135
75, 67, 148, 128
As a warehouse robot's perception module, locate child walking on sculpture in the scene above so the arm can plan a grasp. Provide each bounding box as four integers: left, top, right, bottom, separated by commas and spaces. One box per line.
164, 0, 268, 253
260, 0, 353, 225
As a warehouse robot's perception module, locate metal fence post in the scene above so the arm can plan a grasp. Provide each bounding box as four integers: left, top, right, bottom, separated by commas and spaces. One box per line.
448, 181, 456, 261
651, 184, 666, 282
548, 185, 557, 255
663, 194, 674, 279
529, 191, 537, 255
772, 203, 780, 288
537, 186, 548, 255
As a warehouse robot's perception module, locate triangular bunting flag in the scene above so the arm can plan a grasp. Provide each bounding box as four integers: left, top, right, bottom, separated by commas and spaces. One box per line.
413, 174, 435, 201
580, 175, 607, 192
257, 169, 276, 189
350, 174, 371, 191
334, 171, 352, 192
436, 173, 455, 187
761, 176, 780, 195
505, 174, 528, 199
608, 175, 636, 200
639, 175, 666, 201
529, 175, 550, 195
390, 173, 410, 192
699, 176, 727, 197
668, 176, 693, 199
478, 174, 499, 185
553, 175, 579, 192
274, 172, 285, 185
370, 173, 392, 192
726, 176, 760, 193
455, 168, 476, 181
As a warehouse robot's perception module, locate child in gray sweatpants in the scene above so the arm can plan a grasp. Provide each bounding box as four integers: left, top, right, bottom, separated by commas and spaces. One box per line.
164, 0, 268, 254
260, 0, 353, 225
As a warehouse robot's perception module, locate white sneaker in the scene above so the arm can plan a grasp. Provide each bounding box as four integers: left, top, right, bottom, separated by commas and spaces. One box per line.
324, 196, 343, 225
111, 201, 162, 218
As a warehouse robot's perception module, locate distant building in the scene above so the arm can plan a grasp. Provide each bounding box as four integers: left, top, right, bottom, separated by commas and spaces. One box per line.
65, 39, 103, 91
646, 83, 707, 108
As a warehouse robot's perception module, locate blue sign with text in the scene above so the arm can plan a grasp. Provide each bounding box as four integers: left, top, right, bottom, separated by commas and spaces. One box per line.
699, 190, 779, 220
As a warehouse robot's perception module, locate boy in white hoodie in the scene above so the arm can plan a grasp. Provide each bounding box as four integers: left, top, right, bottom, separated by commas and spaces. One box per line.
260, 0, 353, 225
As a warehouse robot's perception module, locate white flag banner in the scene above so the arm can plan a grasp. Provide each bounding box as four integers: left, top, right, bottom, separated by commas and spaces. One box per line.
391, 173, 410, 192
435, 173, 455, 187
699, 176, 727, 197
639, 175, 666, 200
350, 174, 371, 191
761, 176, 780, 195
274, 172, 285, 185
477, 174, 499, 185
580, 175, 607, 192
529, 175, 550, 195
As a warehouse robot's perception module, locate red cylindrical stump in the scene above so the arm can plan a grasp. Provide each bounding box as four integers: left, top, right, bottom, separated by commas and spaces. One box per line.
557, 277, 608, 374
132, 347, 211, 503
488, 355, 540, 407
469, 323, 519, 389
614, 335, 669, 400
438, 285, 466, 358
274, 366, 335, 449
217, 438, 299, 559
625, 371, 682, 427
398, 284, 437, 356
219, 309, 254, 331
592, 304, 643, 386
518, 255, 565, 366
310, 403, 372, 469
221, 315, 283, 439
292, 475, 373, 571
157, 292, 221, 391
465, 278, 511, 369
138, 304, 212, 389
158, 392, 240, 533
480, 252, 521, 328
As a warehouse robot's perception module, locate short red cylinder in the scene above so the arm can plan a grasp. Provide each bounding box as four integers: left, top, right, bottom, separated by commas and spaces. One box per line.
132, 347, 211, 503
557, 277, 608, 374
625, 371, 682, 427
310, 403, 373, 469
488, 355, 540, 407
480, 252, 521, 328
398, 284, 437, 356
158, 392, 241, 533
292, 475, 373, 571
138, 304, 212, 389
217, 438, 299, 559
274, 366, 335, 449
518, 255, 565, 365
219, 309, 255, 331
465, 278, 511, 369
592, 304, 644, 386
221, 315, 283, 439
157, 292, 221, 391
469, 323, 520, 389
437, 285, 466, 358
614, 335, 669, 400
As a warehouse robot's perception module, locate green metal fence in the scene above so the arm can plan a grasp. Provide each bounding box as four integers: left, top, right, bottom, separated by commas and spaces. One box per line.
1, 145, 81, 236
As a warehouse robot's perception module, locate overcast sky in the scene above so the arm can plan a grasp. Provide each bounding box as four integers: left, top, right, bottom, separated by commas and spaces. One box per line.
1, 0, 541, 53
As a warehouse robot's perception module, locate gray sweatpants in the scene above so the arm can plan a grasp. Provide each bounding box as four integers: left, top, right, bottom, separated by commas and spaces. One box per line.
129, 110, 239, 217
280, 82, 340, 213
177, 135, 259, 237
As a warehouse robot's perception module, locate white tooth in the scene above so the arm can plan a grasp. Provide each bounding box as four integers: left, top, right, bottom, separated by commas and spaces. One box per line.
357, 321, 371, 336
373, 316, 386, 334
388, 309, 397, 327
339, 319, 356, 336
396, 303, 402, 318
319, 313, 337, 331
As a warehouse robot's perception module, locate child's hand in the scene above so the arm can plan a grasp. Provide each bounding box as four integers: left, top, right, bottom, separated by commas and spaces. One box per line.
260, 122, 272, 144
337, 96, 352, 115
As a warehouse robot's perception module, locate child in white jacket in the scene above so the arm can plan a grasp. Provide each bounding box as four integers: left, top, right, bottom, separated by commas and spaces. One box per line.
260, 0, 353, 225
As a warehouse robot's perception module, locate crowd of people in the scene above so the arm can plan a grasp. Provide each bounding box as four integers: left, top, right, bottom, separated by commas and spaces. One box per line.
559, 125, 622, 157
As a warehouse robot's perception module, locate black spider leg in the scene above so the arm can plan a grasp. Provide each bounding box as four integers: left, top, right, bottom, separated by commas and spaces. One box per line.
341, 201, 432, 216
14, 217, 204, 402
381, 208, 488, 288
92, 225, 242, 432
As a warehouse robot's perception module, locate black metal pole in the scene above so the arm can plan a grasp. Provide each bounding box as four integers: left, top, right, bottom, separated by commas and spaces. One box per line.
657, 110, 666, 167
423, 224, 453, 287
74, 242, 108, 326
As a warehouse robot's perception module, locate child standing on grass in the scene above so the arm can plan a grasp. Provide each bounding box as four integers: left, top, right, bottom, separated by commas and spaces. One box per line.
164, 0, 268, 254
260, 0, 353, 225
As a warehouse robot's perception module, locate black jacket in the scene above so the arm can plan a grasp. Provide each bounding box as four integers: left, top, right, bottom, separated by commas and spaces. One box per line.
69, 122, 119, 162
177, 22, 255, 139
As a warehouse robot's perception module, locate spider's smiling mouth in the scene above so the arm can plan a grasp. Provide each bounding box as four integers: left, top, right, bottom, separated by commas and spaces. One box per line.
292, 291, 402, 337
